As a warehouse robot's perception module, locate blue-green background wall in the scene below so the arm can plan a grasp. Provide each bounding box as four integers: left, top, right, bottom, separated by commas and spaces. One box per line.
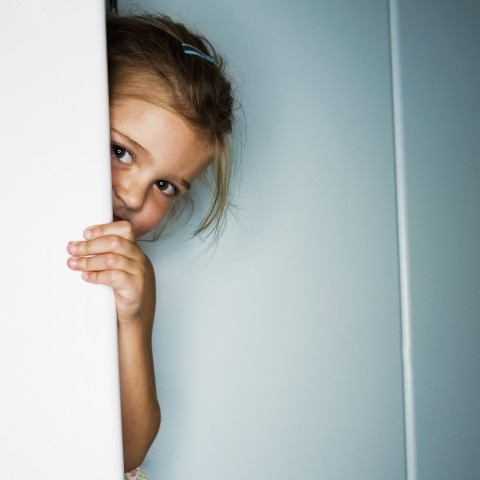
117, 1, 480, 478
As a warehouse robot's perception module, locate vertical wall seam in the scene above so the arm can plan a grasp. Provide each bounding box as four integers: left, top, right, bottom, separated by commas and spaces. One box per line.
387, 1, 418, 479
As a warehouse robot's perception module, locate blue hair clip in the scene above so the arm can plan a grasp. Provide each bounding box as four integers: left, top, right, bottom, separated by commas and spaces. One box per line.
181, 42, 215, 63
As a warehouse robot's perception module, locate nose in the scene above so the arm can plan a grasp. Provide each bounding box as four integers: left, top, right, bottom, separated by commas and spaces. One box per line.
113, 181, 148, 212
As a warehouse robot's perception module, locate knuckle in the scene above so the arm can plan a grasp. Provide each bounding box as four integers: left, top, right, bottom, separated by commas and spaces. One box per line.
110, 270, 120, 284
116, 220, 133, 238
109, 237, 122, 250
106, 253, 117, 268
123, 221, 134, 235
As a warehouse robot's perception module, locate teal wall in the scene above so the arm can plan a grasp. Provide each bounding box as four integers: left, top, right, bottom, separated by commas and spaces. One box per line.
395, 1, 480, 478
118, 1, 480, 479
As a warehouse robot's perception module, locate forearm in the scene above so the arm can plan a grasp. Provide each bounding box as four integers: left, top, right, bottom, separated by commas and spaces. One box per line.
68, 223, 160, 471
118, 319, 160, 472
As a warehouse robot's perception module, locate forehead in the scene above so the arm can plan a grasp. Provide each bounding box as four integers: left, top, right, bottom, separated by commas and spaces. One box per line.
110, 97, 212, 177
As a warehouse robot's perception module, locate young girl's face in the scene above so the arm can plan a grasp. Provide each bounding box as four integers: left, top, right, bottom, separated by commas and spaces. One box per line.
109, 97, 211, 238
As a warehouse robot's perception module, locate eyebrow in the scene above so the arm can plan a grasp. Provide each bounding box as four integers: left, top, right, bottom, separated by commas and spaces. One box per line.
111, 127, 151, 158
111, 128, 192, 191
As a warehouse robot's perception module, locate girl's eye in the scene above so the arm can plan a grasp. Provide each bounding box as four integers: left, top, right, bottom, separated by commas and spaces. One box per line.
111, 144, 133, 165
155, 180, 176, 197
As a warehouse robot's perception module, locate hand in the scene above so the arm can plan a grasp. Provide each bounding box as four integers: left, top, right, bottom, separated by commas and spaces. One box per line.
67, 221, 147, 324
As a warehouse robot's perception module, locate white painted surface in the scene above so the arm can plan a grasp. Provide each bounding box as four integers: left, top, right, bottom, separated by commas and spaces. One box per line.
0, 3, 123, 477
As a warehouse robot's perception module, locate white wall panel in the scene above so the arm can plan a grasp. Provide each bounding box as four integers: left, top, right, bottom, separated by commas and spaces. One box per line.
0, 3, 123, 477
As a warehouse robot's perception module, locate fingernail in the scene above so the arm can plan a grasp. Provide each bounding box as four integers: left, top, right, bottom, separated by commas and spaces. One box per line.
67, 241, 79, 253
81, 272, 89, 281
67, 257, 78, 269
83, 229, 93, 240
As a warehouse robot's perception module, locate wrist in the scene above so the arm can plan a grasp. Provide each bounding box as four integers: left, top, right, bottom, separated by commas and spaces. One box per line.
117, 313, 143, 327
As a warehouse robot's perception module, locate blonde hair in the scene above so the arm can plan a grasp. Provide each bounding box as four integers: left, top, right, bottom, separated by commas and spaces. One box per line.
106, 14, 236, 240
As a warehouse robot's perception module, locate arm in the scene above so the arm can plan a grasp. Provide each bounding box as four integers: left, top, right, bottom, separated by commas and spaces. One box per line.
118, 255, 160, 471
67, 221, 160, 472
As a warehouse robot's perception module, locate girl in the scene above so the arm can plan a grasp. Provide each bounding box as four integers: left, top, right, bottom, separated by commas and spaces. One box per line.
66, 13, 235, 478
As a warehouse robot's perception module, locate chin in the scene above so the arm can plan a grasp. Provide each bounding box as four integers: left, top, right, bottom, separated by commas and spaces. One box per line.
134, 226, 152, 239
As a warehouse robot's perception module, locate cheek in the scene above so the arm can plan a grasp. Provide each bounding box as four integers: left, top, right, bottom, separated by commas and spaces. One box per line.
137, 198, 174, 234
110, 163, 123, 186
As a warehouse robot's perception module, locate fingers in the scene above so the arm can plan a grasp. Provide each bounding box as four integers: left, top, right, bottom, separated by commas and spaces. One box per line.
66, 221, 148, 322
67, 252, 141, 276
81, 269, 139, 292
67, 235, 140, 261
83, 220, 135, 243
66, 221, 146, 316
81, 268, 144, 321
